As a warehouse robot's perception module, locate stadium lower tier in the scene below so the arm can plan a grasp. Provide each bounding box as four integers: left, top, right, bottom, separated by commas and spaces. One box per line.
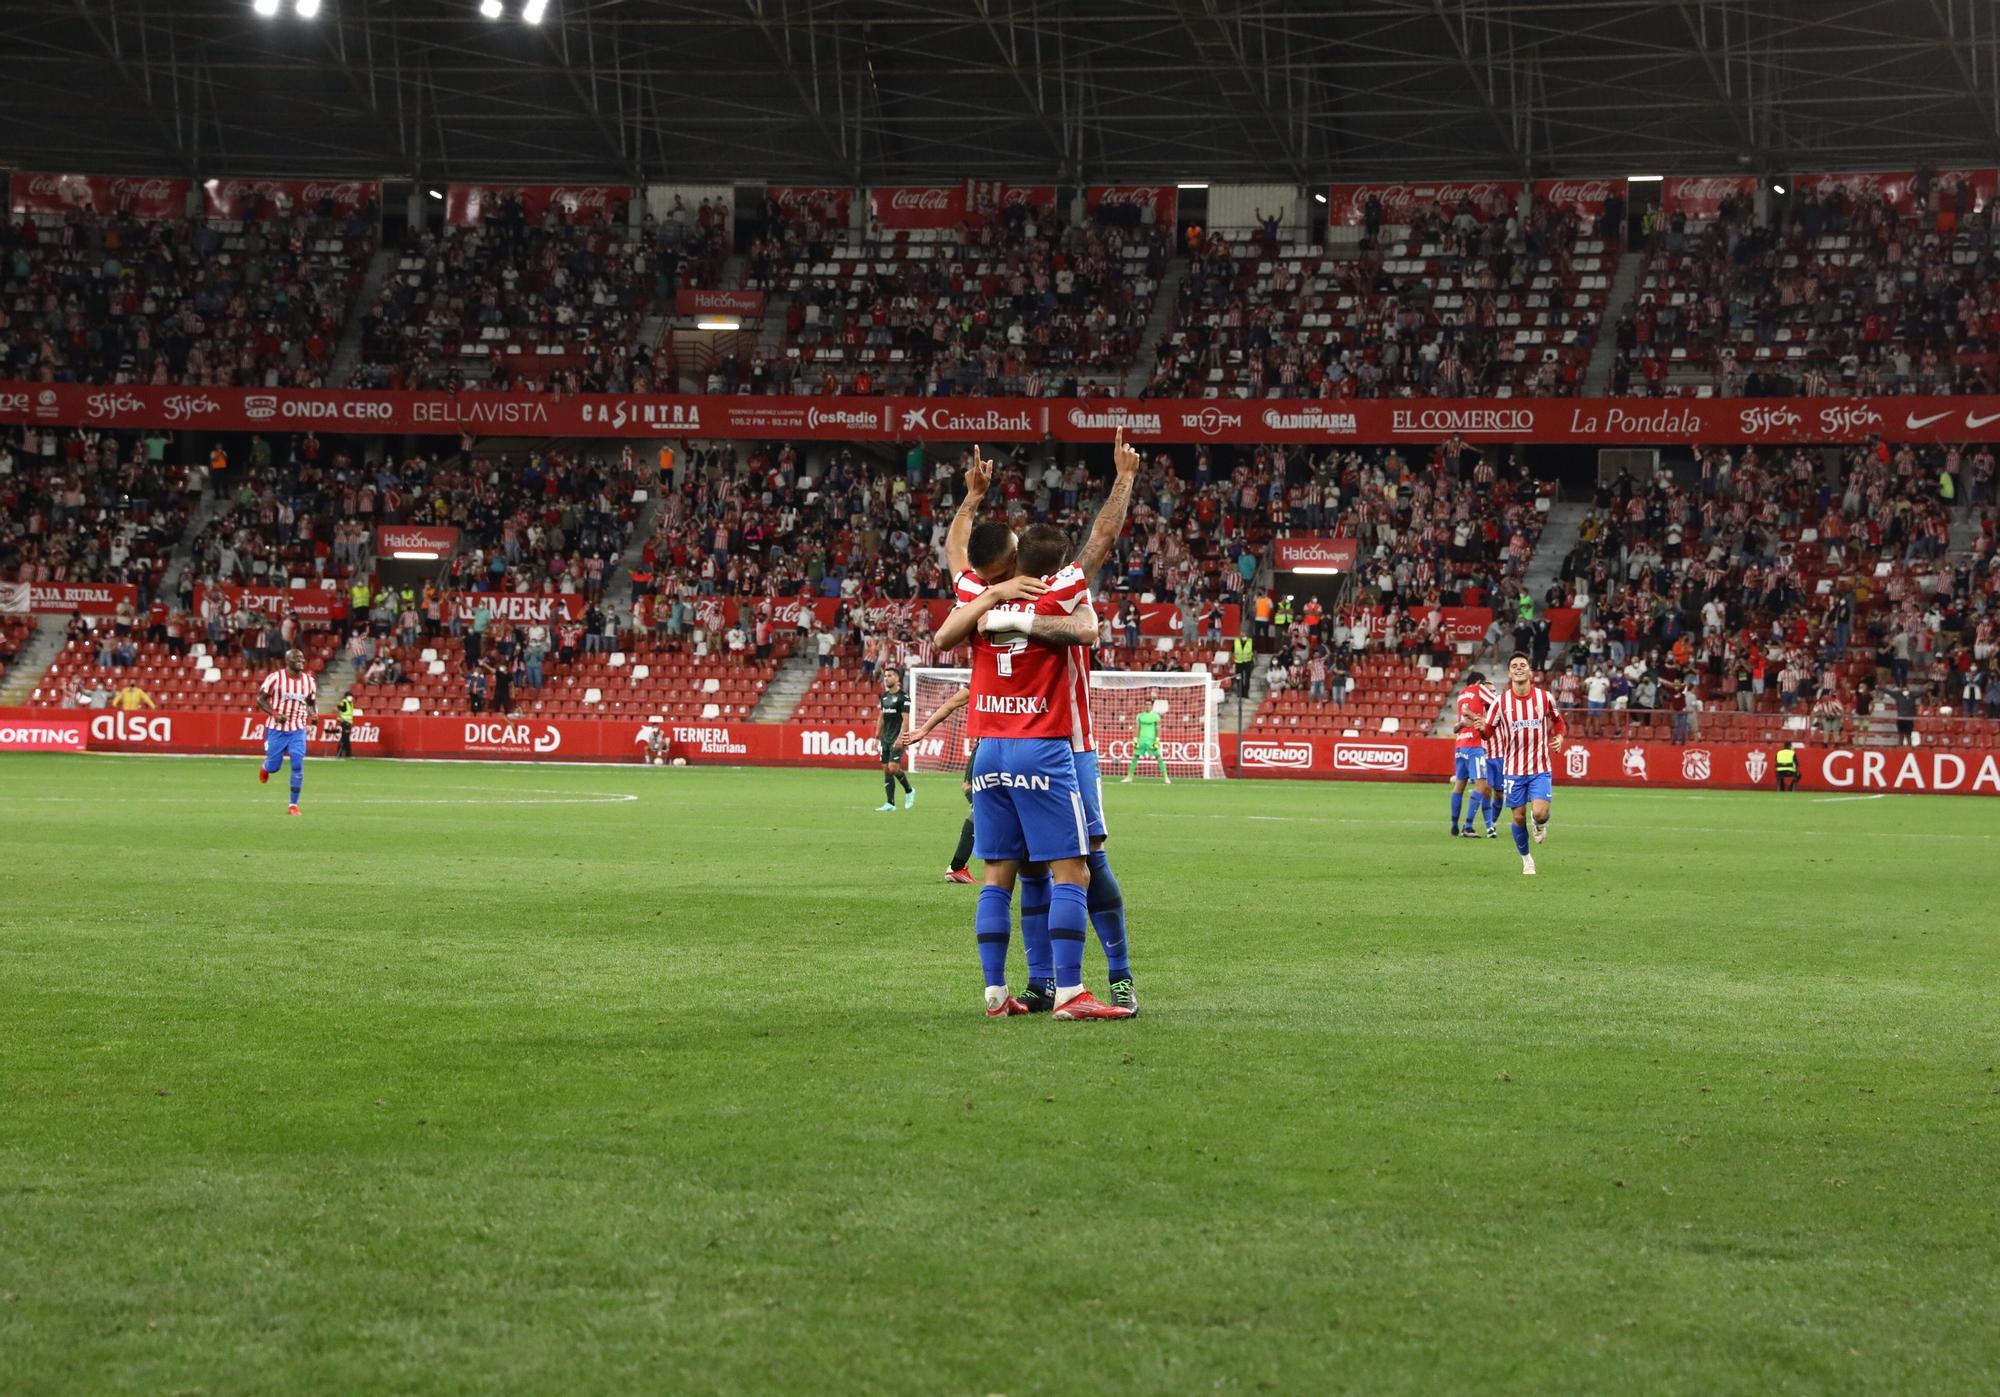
4, 708, 1996, 795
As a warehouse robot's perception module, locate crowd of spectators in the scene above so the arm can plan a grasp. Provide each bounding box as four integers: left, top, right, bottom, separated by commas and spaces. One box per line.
740, 199, 1169, 397
1144, 194, 1612, 400
1, 203, 374, 387
350, 195, 726, 394
1545, 439, 2000, 740
0, 425, 194, 607
1622, 171, 2000, 398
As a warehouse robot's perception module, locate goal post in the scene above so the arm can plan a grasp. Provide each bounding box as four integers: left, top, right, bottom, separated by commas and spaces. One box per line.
905, 666, 1225, 780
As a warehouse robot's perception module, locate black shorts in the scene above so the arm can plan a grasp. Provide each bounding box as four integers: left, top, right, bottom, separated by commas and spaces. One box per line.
878, 728, 901, 757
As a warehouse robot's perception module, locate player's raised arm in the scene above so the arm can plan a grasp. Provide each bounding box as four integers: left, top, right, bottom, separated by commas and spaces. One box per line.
1020, 602, 1099, 648
895, 686, 969, 754
1073, 428, 1141, 580
945, 448, 993, 576
934, 573, 1048, 651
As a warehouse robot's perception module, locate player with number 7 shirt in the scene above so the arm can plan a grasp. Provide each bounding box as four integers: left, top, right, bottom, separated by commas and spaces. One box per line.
934, 439, 1139, 1022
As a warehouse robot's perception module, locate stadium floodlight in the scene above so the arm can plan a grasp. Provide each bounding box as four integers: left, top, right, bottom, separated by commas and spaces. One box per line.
479, 0, 503, 16
1772, 182, 1787, 194
1626, 174, 1663, 183
1177, 182, 1208, 190
252, 0, 282, 15
1313, 193, 1328, 204
427, 188, 444, 199
391, 550, 443, 561
522, 0, 550, 21
294, 0, 321, 14
696, 317, 742, 331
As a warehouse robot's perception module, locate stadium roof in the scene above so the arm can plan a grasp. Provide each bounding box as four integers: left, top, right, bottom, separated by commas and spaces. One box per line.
3, 0, 1998, 187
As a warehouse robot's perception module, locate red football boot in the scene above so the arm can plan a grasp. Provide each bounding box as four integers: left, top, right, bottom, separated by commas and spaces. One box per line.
287, 804, 301, 817
1052, 990, 1135, 1021
944, 867, 977, 885
258, 768, 270, 785
984, 995, 1028, 1017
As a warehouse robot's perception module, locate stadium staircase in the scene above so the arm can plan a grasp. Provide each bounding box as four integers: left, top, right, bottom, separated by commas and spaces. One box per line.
0, 617, 72, 707
1122, 256, 1186, 396
597, 484, 671, 622
328, 247, 395, 386
316, 652, 358, 714
1950, 501, 1983, 555
748, 653, 819, 722
1521, 500, 1586, 611
1580, 247, 1643, 395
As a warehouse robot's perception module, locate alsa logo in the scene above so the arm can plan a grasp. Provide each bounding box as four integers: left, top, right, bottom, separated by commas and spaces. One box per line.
674, 725, 747, 755
970, 771, 1053, 792
463, 721, 562, 753
901, 406, 1034, 433
1066, 407, 1162, 434
1241, 741, 1313, 770
90, 712, 173, 743
1739, 405, 1803, 434
1333, 743, 1407, 772
1181, 407, 1242, 436
1260, 407, 1358, 433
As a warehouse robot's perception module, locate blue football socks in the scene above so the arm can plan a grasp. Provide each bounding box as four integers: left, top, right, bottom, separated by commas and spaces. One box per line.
1084, 850, 1130, 981
975, 885, 1012, 988
1017, 870, 1054, 989
1511, 820, 1531, 855
1048, 882, 1090, 990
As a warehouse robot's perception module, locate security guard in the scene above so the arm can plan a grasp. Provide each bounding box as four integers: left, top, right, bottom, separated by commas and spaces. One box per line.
336, 694, 359, 758
1232, 633, 1257, 697
1274, 595, 1294, 632
1775, 741, 1800, 792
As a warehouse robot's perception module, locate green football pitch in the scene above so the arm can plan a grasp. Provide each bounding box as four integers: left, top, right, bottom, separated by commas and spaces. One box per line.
1, 754, 1995, 1394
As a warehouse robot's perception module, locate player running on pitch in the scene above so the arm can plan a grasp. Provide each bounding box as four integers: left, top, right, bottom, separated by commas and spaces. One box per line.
874, 670, 916, 811
1449, 668, 1498, 837
936, 513, 1132, 1021
1478, 652, 1567, 876
1122, 708, 1171, 784
255, 647, 317, 816
895, 685, 978, 884
944, 433, 1143, 1014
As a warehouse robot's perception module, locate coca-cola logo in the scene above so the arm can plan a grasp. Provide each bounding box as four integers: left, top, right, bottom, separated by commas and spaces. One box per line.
1092, 187, 1165, 208
163, 393, 219, 422
1332, 743, 1408, 772
1739, 405, 1803, 434
1541, 179, 1614, 206
552, 186, 620, 211
1240, 741, 1314, 770
1667, 176, 1752, 205
25, 175, 65, 197
301, 181, 366, 204
85, 392, 145, 419
110, 177, 179, 204
885, 188, 954, 211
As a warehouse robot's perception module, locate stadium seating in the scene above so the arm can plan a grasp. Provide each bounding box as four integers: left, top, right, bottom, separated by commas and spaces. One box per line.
1, 208, 373, 387
31, 628, 341, 711
0, 427, 196, 609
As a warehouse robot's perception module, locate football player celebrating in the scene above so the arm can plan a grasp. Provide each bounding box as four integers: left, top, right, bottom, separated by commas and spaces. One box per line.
1479, 652, 1567, 876
1449, 669, 1499, 837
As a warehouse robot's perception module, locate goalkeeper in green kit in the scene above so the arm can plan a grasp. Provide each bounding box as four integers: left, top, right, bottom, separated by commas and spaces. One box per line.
1122, 709, 1172, 784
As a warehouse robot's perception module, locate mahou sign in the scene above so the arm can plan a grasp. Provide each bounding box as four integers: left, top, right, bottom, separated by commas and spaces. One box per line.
11, 172, 190, 219
1533, 178, 1620, 217
1084, 186, 1180, 226
1326, 180, 1521, 227
766, 185, 855, 224
868, 184, 968, 230
444, 184, 633, 227
6, 380, 2000, 447
200, 178, 381, 220
1661, 175, 1758, 219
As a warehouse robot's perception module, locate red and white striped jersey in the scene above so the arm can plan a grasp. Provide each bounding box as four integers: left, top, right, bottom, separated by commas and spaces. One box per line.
260, 667, 318, 732
1454, 682, 1497, 750
1481, 683, 1566, 776
954, 566, 1094, 749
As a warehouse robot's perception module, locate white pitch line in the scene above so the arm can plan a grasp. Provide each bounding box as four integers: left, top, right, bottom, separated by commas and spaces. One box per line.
1811, 793, 1888, 804
1137, 810, 2000, 841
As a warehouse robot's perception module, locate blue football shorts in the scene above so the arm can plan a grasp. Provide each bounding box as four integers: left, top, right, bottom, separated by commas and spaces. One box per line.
970, 736, 1088, 864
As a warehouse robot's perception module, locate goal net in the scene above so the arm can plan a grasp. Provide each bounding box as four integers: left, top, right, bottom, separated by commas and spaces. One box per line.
905, 666, 1225, 780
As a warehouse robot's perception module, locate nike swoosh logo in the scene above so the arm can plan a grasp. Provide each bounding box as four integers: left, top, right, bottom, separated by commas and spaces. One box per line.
1967, 411, 2000, 430
1905, 411, 1950, 429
